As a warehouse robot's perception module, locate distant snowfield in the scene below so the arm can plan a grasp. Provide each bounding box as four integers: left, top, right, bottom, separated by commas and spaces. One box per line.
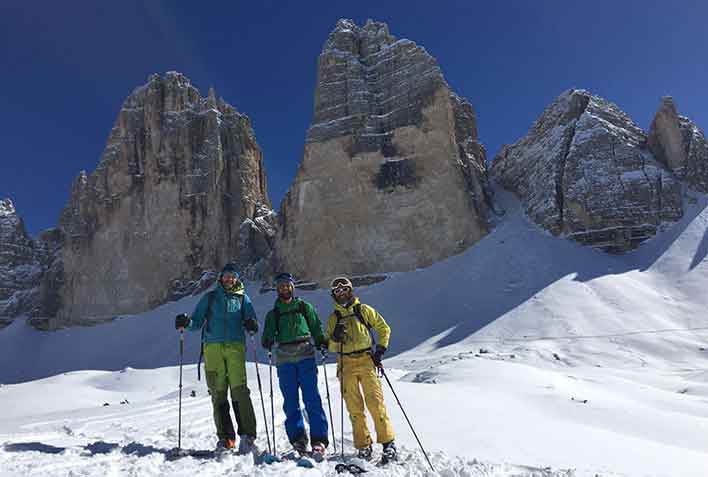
1, 190, 708, 476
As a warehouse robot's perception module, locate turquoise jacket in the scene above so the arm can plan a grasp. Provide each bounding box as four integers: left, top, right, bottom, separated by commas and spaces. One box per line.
187, 283, 256, 344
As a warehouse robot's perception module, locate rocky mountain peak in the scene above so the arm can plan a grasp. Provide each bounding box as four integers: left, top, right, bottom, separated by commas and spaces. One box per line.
54, 71, 273, 327
0, 198, 30, 253
324, 18, 394, 57
0, 198, 60, 325
493, 89, 683, 252
276, 19, 492, 281
0, 198, 16, 217
648, 96, 708, 192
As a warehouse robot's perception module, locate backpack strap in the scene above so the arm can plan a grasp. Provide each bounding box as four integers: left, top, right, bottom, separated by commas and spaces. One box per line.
197, 290, 217, 381
239, 294, 245, 325
273, 306, 281, 338
204, 290, 216, 332
335, 304, 376, 347
352, 304, 371, 331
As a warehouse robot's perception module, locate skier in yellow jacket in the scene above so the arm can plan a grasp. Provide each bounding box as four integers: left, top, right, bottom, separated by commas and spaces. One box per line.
326, 276, 397, 464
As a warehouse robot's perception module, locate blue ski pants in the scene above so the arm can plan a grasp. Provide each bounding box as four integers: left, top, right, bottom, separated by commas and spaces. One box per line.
276, 357, 329, 446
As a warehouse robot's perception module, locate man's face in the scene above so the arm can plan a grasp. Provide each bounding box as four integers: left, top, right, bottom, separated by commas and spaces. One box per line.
276, 281, 294, 301
221, 272, 238, 289
332, 285, 353, 304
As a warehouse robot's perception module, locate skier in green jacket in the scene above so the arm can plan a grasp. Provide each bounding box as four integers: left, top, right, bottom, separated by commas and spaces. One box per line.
175, 263, 259, 453
261, 272, 329, 459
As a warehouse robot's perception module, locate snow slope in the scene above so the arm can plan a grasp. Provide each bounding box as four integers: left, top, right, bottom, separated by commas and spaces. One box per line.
1, 190, 707, 476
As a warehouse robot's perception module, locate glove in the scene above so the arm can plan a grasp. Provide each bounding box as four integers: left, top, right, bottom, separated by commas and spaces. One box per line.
244, 318, 258, 334
371, 345, 386, 367
175, 313, 190, 330
317, 339, 329, 354
262, 337, 274, 351
331, 322, 346, 343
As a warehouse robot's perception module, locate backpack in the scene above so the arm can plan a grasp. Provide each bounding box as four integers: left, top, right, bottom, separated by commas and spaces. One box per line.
197, 290, 245, 381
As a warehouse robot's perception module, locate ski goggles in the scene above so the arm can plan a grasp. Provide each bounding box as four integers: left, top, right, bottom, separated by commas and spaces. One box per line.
330, 277, 353, 290
221, 272, 239, 281
332, 284, 352, 295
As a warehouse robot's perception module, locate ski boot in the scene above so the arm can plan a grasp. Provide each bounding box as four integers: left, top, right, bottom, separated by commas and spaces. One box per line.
379, 441, 397, 465
292, 434, 309, 456
237, 435, 257, 455
356, 444, 373, 461
215, 438, 236, 452
310, 441, 326, 462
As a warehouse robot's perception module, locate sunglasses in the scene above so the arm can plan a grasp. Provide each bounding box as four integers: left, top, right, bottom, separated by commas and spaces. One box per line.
222, 273, 239, 281
332, 285, 352, 295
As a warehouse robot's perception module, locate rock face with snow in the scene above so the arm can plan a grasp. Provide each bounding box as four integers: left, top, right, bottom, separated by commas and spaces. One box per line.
55, 72, 274, 326
0, 199, 61, 324
492, 89, 683, 252
276, 19, 493, 280
647, 96, 708, 193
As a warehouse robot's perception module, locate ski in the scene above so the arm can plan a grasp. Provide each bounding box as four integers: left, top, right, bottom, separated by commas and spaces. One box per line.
335, 462, 368, 474
280, 450, 316, 468
254, 450, 281, 465
164, 447, 218, 460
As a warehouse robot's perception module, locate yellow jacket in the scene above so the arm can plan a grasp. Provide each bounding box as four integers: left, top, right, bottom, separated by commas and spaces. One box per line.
326, 297, 391, 354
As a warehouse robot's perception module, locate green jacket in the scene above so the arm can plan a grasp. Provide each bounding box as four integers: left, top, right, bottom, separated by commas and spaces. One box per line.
261, 297, 326, 348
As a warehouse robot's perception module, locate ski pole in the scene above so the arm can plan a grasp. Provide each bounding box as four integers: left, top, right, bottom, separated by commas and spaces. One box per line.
251, 334, 272, 454
268, 351, 276, 455
177, 329, 184, 451
339, 340, 344, 460
379, 365, 435, 473
320, 348, 337, 453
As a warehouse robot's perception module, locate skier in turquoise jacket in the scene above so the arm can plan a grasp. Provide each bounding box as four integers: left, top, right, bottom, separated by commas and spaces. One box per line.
175, 263, 259, 453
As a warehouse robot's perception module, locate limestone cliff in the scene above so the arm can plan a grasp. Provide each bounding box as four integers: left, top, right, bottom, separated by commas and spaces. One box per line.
647, 96, 708, 193
276, 19, 493, 281
56, 72, 273, 326
492, 89, 683, 252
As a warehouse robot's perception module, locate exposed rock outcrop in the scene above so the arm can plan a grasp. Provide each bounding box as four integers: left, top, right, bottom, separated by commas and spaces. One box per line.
492, 89, 683, 252
276, 19, 493, 280
56, 72, 273, 326
0, 199, 61, 324
648, 97, 708, 193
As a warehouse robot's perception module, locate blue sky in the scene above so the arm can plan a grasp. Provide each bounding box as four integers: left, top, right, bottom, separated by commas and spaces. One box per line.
2, 0, 706, 235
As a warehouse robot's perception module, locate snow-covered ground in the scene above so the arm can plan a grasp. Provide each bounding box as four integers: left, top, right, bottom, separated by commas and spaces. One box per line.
1, 190, 708, 476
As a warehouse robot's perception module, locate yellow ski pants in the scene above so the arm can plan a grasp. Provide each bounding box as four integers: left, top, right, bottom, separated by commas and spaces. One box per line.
338, 353, 395, 449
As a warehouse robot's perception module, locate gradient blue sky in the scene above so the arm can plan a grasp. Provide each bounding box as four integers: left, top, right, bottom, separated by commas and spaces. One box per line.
2, 1, 706, 235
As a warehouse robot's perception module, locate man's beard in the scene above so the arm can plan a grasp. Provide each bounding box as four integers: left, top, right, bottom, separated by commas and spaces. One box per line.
222, 282, 239, 293
278, 289, 293, 301
335, 293, 352, 305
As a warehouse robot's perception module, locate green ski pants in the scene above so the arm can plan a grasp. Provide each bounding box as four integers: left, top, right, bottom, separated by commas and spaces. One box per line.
203, 342, 257, 440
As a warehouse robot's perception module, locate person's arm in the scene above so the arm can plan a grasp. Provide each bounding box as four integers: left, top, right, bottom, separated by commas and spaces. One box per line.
261, 310, 275, 349
186, 293, 210, 331
241, 294, 258, 334
304, 302, 326, 347
362, 304, 390, 349
326, 313, 339, 353
242, 294, 256, 321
